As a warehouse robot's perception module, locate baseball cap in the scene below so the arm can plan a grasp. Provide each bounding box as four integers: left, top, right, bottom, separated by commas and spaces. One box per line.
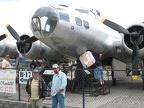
32, 69, 39, 73
52, 64, 59, 68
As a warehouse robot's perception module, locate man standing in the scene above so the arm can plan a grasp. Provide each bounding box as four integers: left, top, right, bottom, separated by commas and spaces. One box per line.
51, 64, 67, 108
2, 54, 12, 69
25, 69, 47, 108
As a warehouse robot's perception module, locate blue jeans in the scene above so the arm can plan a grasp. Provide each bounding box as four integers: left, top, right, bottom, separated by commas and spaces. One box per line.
94, 66, 103, 80
52, 94, 65, 108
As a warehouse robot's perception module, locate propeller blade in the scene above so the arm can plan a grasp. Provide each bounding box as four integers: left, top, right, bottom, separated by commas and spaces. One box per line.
132, 41, 139, 75
0, 34, 8, 41
15, 57, 20, 69
6, 24, 20, 42
138, 27, 144, 36
25, 36, 38, 43
101, 18, 130, 34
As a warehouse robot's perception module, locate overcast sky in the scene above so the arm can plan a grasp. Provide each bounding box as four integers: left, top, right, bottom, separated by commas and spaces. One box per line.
0, 0, 144, 36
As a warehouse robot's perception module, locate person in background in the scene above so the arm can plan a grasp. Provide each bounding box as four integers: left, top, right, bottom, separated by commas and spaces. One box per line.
2, 54, 12, 69
51, 64, 67, 108
25, 69, 47, 108
94, 53, 104, 85
1, 54, 12, 97
89, 51, 104, 85
36, 60, 41, 67
30, 60, 37, 71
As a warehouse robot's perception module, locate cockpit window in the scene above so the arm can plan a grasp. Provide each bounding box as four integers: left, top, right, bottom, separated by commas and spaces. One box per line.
83, 20, 89, 29
75, 17, 82, 26
57, 8, 70, 22
32, 17, 41, 31
31, 6, 58, 37
40, 16, 50, 32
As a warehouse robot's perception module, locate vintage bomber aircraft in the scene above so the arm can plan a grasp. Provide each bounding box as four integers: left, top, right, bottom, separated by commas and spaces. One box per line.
6, 5, 144, 87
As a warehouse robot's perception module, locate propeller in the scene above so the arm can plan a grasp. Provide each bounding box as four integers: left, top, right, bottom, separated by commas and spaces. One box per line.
101, 18, 144, 78
6, 24, 38, 53
6, 24, 38, 69
0, 34, 8, 41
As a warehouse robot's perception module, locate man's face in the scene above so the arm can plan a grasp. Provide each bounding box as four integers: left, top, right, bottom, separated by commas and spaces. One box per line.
53, 68, 59, 73
5, 55, 10, 60
33, 72, 39, 78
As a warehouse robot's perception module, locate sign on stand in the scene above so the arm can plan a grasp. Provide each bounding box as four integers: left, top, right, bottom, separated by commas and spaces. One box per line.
79, 51, 95, 68
0, 70, 16, 93
43, 70, 54, 75
19, 71, 32, 84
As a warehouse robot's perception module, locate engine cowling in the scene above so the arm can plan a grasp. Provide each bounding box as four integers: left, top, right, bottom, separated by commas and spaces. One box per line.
0, 38, 18, 58
17, 34, 64, 60
123, 23, 144, 57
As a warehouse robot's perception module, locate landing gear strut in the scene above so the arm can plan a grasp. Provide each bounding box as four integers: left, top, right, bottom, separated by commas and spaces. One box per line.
138, 59, 144, 89
141, 76, 144, 90
111, 69, 117, 86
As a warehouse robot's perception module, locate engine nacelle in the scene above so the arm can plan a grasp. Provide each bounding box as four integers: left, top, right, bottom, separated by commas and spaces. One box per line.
123, 23, 144, 58
18, 35, 63, 60
0, 38, 18, 58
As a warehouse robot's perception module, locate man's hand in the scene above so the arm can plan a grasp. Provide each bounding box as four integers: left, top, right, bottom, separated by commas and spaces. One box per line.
57, 89, 63, 94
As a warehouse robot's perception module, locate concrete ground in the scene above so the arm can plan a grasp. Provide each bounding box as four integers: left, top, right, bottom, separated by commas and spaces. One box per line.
0, 75, 144, 108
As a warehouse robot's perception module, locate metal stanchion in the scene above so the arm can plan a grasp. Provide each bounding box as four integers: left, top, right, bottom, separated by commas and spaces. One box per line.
107, 70, 110, 93
82, 68, 85, 108
71, 66, 73, 92
18, 68, 20, 101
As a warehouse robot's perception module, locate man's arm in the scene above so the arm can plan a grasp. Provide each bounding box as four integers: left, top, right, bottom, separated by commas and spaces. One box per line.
60, 73, 67, 90
25, 79, 31, 96
25, 80, 29, 93
2, 60, 6, 68
42, 78, 47, 98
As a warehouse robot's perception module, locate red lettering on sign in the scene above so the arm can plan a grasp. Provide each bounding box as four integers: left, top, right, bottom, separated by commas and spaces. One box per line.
84, 52, 93, 67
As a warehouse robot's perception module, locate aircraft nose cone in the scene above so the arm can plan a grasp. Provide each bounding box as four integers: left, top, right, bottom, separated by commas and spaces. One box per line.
30, 5, 58, 38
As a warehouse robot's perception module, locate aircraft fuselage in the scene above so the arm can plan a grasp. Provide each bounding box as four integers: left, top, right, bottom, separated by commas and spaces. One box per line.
30, 5, 135, 63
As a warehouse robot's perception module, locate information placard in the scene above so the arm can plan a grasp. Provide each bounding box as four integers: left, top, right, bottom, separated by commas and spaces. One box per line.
19, 71, 32, 84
